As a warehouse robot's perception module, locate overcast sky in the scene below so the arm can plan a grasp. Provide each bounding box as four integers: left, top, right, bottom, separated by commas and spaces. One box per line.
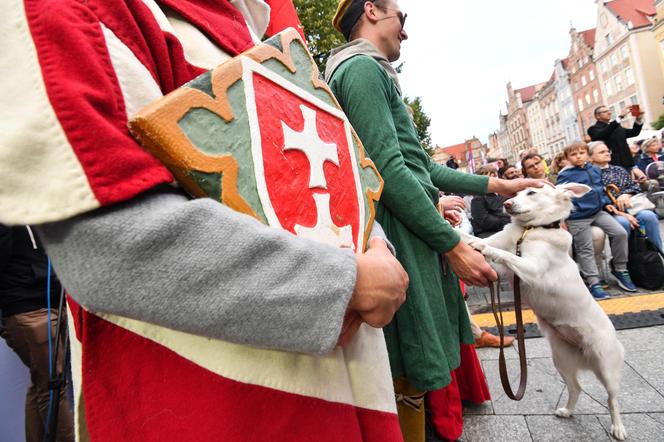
397, 0, 598, 147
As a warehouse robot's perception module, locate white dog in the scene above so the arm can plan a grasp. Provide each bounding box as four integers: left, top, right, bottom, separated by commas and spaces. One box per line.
461, 183, 626, 440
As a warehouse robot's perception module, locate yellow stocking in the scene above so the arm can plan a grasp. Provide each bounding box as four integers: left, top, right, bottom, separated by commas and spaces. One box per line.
393, 377, 426, 442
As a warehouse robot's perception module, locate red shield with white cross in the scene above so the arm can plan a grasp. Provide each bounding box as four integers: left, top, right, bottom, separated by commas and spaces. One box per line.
243, 58, 365, 251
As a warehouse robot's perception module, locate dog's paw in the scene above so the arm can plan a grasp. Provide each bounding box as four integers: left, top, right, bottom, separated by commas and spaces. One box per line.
471, 240, 487, 252
480, 246, 500, 261
554, 407, 572, 418
460, 233, 486, 252
610, 424, 627, 440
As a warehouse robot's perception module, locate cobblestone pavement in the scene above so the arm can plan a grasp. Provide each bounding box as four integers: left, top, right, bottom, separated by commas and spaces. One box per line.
459, 326, 664, 442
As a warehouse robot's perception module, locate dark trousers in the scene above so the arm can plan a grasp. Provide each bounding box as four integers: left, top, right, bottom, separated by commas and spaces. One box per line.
1, 309, 74, 442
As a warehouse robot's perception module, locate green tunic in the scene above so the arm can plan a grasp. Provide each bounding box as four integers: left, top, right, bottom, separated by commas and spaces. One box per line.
329, 55, 489, 391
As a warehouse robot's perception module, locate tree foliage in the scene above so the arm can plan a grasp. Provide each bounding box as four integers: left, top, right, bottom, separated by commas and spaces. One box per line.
653, 113, 664, 131
293, 0, 345, 73
404, 96, 434, 156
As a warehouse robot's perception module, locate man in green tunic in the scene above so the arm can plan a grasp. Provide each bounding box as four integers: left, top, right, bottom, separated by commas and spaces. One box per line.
326, 1, 546, 439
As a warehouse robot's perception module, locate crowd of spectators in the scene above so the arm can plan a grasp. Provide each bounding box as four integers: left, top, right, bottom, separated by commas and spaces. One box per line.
457, 130, 663, 300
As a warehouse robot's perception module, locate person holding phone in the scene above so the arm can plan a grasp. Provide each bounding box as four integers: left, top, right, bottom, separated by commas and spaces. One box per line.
588, 105, 647, 183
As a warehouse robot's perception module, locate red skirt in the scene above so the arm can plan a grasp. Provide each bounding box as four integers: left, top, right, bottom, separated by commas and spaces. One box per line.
426, 344, 491, 441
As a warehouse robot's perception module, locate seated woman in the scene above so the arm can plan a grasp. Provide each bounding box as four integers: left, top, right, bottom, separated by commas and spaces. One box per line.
636, 137, 664, 174
636, 137, 664, 198
470, 166, 510, 238
589, 141, 662, 252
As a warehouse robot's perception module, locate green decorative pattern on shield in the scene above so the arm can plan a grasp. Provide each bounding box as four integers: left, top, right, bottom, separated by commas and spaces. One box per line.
262, 40, 330, 105
188, 170, 221, 201
178, 79, 267, 223
185, 70, 214, 97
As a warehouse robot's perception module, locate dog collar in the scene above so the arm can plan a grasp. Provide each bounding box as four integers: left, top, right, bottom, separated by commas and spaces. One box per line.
524, 221, 562, 229
516, 221, 561, 255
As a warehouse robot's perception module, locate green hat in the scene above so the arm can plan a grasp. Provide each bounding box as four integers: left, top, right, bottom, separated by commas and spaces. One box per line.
333, 0, 371, 41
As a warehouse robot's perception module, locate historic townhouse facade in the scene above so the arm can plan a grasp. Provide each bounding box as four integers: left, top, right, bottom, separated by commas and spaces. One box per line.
653, 0, 664, 87
567, 27, 603, 136
526, 97, 547, 154
506, 82, 544, 162
594, 0, 663, 129
554, 57, 580, 145
538, 75, 566, 158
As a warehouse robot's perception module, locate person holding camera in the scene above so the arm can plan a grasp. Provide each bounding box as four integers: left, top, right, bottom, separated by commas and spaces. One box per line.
588, 105, 647, 183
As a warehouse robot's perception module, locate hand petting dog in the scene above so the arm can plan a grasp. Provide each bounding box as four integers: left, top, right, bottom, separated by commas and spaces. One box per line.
487, 177, 552, 197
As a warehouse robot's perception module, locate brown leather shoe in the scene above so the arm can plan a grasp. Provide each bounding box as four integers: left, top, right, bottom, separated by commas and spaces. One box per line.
474, 331, 514, 348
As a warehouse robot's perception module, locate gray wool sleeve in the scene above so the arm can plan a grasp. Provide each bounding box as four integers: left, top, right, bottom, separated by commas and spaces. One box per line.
36, 186, 358, 355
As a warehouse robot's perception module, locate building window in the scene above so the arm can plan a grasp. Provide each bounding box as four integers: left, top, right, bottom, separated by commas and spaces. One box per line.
624, 67, 634, 86
613, 73, 623, 92
605, 33, 613, 46
578, 98, 584, 111
593, 89, 599, 103
618, 100, 625, 111
589, 69, 595, 81
630, 95, 638, 105
600, 60, 608, 73
605, 79, 614, 97
578, 59, 583, 69
585, 93, 591, 105
581, 75, 587, 86
610, 52, 619, 67
620, 45, 629, 60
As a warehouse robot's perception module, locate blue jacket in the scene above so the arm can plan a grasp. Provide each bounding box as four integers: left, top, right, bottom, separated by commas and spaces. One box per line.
556, 163, 611, 220
635, 152, 664, 173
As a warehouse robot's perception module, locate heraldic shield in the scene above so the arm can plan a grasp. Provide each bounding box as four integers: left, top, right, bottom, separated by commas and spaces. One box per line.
130, 29, 381, 253
55, 29, 402, 442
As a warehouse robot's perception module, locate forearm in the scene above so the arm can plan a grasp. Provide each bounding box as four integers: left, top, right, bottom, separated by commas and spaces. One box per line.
37, 186, 356, 355
625, 122, 643, 138
486, 177, 520, 194
429, 162, 489, 195
379, 168, 460, 252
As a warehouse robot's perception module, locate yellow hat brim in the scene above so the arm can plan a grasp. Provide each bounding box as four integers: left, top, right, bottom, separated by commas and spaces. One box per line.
332, 0, 354, 34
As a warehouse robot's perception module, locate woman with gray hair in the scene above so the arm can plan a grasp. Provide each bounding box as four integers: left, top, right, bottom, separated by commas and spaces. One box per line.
635, 137, 664, 173
589, 141, 662, 252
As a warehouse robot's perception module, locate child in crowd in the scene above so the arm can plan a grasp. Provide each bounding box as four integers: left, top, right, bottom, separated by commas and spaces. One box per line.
556, 142, 637, 299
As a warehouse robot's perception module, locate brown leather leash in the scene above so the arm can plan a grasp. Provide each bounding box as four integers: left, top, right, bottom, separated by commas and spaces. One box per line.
489, 228, 530, 400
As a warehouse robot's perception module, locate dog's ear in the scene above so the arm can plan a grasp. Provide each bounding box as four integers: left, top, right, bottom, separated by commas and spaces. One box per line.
555, 183, 591, 199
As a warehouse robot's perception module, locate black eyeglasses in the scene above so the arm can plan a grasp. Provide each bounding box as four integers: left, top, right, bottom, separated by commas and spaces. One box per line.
376, 6, 407, 30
